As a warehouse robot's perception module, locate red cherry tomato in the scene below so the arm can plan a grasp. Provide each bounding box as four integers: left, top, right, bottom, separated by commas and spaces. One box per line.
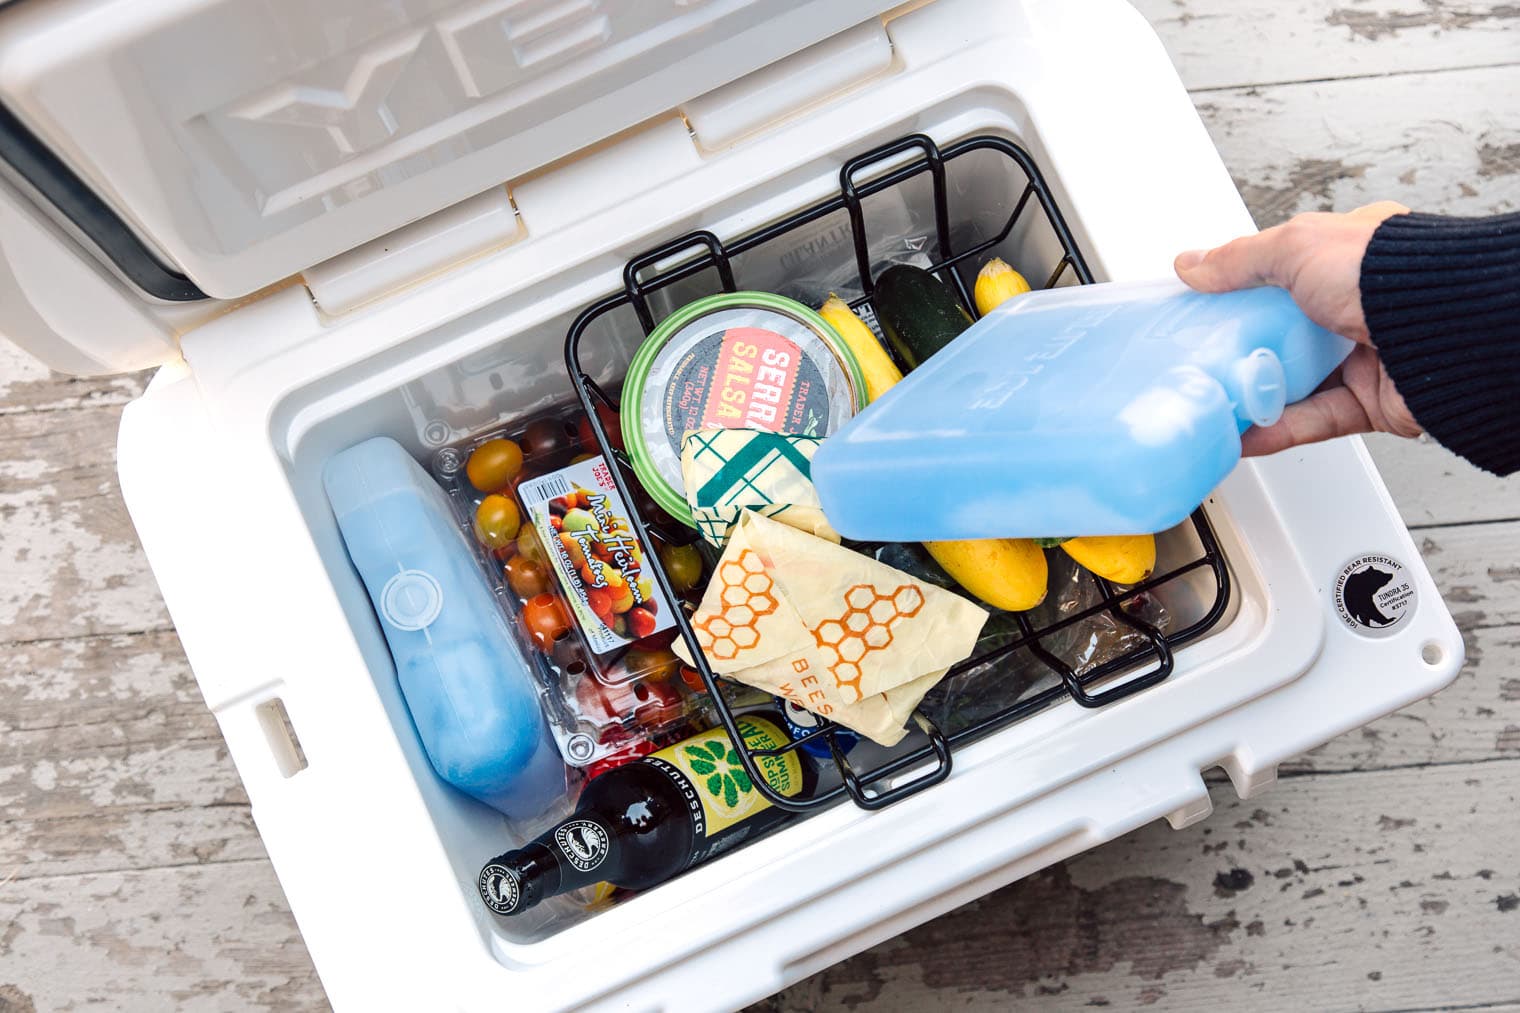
585, 586, 614, 622
521, 593, 571, 652
585, 739, 656, 781
522, 417, 574, 462
575, 404, 625, 455
505, 555, 551, 599
626, 606, 658, 640
465, 439, 524, 493
632, 627, 678, 651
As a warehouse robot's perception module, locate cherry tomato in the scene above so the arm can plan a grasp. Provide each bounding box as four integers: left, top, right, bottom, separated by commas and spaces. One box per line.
623, 646, 677, 682
575, 404, 625, 455
679, 664, 706, 693
517, 527, 548, 565
474, 495, 521, 550
505, 555, 551, 599
465, 438, 524, 492
624, 607, 657, 640
632, 627, 678, 651
521, 593, 571, 652
522, 417, 573, 461
586, 740, 655, 781
585, 586, 614, 622
657, 542, 704, 594
551, 637, 589, 676
609, 582, 636, 615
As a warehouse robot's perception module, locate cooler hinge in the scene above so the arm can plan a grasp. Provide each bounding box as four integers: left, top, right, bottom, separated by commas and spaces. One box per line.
681, 20, 895, 151
302, 186, 524, 316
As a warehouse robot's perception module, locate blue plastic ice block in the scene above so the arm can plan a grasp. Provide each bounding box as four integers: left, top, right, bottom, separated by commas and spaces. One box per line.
324, 437, 566, 820
812, 280, 1353, 540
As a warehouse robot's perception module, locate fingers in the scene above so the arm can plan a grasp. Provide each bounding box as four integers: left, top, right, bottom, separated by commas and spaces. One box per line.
1351, 200, 1410, 222
1240, 385, 1374, 457
1174, 226, 1296, 293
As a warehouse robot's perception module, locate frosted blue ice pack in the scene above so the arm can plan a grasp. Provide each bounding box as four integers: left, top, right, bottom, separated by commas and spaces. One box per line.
324, 437, 566, 820
813, 280, 1353, 540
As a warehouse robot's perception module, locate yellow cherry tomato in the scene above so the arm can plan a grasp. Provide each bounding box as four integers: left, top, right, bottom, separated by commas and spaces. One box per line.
474, 495, 521, 550
657, 542, 704, 593
517, 526, 548, 565
465, 438, 524, 492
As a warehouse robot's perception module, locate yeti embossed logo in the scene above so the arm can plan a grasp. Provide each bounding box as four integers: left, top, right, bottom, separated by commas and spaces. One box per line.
201, 0, 712, 215
1334, 554, 1417, 638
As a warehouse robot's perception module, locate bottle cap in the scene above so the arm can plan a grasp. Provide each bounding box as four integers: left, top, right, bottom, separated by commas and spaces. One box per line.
477, 859, 527, 916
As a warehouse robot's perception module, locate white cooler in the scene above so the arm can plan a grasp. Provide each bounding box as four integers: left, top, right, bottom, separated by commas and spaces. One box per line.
0, 1, 1463, 1009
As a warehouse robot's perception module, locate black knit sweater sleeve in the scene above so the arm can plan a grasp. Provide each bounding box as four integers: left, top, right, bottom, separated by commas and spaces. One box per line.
1359, 210, 1520, 476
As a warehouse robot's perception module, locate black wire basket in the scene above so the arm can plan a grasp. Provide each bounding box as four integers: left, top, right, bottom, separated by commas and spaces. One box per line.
564, 132, 1231, 813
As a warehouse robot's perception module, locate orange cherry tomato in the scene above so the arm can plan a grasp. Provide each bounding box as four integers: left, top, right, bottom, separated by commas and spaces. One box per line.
678, 664, 705, 693
623, 646, 679, 682
505, 555, 551, 599
521, 593, 571, 652
465, 438, 524, 492
474, 495, 521, 550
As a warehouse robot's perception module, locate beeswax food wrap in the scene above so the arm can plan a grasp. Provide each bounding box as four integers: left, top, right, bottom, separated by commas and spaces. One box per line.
673, 511, 988, 746
680, 427, 840, 548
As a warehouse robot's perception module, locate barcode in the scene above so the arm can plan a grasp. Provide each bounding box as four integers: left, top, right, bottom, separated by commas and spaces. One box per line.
522, 475, 572, 503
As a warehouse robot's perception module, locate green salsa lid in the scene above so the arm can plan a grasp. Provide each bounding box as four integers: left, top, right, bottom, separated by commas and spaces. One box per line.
621, 292, 866, 526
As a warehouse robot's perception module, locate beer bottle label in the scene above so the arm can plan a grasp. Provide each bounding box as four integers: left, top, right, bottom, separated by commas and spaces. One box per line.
645, 716, 804, 865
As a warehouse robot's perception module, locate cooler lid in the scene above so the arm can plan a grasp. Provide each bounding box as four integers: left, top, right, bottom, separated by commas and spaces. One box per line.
0, 0, 898, 302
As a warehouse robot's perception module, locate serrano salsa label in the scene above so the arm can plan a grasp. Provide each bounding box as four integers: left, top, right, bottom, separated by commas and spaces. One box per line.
663, 327, 831, 458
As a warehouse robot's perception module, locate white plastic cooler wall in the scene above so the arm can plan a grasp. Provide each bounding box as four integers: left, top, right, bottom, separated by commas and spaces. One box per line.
112, 1, 1463, 1010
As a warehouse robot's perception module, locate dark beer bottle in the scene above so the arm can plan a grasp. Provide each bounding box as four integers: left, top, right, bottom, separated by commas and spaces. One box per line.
478, 712, 814, 916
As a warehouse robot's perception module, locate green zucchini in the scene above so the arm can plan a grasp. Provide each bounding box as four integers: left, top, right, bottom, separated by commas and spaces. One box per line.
871, 265, 974, 370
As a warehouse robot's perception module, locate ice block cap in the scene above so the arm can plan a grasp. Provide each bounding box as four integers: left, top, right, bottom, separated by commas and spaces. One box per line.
1232, 347, 1287, 429
380, 569, 444, 631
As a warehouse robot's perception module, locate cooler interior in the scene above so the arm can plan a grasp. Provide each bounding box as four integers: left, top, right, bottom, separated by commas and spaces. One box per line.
271, 124, 1246, 952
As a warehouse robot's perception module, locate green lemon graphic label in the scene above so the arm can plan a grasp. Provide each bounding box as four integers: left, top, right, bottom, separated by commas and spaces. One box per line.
647, 717, 802, 861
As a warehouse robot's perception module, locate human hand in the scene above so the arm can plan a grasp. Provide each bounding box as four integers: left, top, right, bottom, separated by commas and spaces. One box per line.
1174, 201, 1422, 456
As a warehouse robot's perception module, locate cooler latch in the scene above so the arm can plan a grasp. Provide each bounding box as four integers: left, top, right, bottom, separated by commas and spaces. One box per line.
682, 20, 894, 151
303, 186, 524, 316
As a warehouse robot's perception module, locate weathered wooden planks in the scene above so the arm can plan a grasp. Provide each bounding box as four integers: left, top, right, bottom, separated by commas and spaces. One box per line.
754, 760, 1520, 1012
1367, 435, 1520, 528
0, 862, 325, 1013
0, 405, 170, 643
1134, 0, 1520, 91
1191, 64, 1520, 227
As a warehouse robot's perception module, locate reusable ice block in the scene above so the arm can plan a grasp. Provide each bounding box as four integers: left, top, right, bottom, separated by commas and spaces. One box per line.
812, 280, 1354, 539
324, 437, 566, 820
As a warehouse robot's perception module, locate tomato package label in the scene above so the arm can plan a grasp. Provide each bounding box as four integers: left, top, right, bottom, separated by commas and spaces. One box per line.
519, 456, 675, 655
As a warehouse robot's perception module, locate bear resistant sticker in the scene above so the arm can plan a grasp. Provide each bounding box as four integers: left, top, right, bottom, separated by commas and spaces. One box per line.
1334, 554, 1417, 637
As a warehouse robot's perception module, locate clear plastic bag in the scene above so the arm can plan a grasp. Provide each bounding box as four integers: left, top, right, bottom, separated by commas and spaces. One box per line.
878, 542, 1171, 737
